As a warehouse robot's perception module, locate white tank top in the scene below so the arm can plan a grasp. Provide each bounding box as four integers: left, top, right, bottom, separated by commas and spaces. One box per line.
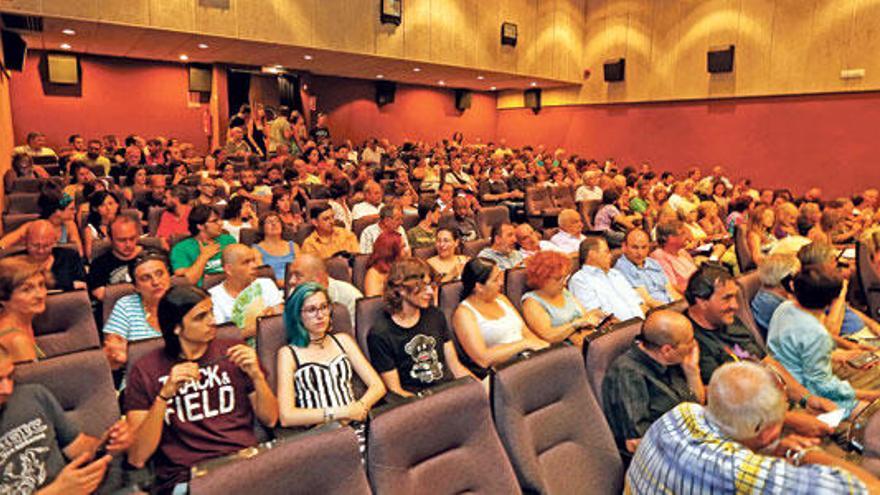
460, 297, 524, 347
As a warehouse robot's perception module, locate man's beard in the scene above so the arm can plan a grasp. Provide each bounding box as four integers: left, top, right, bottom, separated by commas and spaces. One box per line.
243, 183, 255, 192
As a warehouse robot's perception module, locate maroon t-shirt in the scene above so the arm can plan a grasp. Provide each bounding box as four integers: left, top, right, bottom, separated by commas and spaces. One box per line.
125, 339, 257, 490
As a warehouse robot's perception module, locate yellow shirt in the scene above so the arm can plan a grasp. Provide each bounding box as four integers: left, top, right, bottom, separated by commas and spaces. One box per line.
301, 227, 359, 259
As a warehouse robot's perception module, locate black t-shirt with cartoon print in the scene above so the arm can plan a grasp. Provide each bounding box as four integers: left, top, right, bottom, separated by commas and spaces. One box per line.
0, 384, 80, 494
368, 306, 453, 394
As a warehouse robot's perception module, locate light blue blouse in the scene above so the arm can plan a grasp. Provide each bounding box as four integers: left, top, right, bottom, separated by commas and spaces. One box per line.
522, 290, 584, 327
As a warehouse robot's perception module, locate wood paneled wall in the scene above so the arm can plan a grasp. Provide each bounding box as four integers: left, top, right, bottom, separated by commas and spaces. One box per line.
0, 32, 14, 206
500, 0, 880, 107
0, 0, 586, 83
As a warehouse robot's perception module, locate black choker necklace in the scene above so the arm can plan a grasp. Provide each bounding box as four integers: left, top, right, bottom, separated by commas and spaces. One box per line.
310, 335, 327, 346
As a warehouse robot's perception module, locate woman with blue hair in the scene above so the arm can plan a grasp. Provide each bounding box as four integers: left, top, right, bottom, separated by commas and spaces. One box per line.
276, 282, 385, 429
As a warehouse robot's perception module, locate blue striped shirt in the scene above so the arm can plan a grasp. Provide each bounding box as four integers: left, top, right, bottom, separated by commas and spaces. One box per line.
627, 402, 867, 494
103, 293, 161, 342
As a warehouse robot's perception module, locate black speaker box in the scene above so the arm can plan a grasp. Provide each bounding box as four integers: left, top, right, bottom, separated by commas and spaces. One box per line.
604, 58, 625, 82
1, 29, 27, 72
188, 64, 212, 93
524, 88, 541, 113
708, 45, 735, 73
455, 89, 472, 111
375, 81, 396, 106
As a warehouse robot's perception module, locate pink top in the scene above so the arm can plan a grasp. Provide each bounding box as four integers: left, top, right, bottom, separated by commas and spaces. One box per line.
649, 248, 697, 290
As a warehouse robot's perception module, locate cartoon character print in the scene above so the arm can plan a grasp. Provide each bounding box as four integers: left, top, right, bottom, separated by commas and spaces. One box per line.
404, 334, 444, 384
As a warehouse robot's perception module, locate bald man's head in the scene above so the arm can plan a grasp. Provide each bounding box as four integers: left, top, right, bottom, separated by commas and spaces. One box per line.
639, 310, 695, 365
221, 244, 258, 286
288, 254, 329, 290
25, 220, 58, 261
622, 228, 651, 267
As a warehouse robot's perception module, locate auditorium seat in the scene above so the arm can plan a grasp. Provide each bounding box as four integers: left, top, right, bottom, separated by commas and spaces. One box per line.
190, 426, 371, 495
492, 346, 624, 494
102, 283, 136, 324
403, 213, 419, 231
550, 185, 577, 210
412, 245, 437, 260
3, 212, 38, 232
147, 206, 164, 236
304, 199, 329, 214
354, 296, 384, 359
326, 255, 352, 284
256, 314, 287, 392
734, 224, 756, 273
736, 270, 766, 339
32, 155, 59, 166
331, 302, 353, 338
438, 280, 464, 328
476, 205, 510, 239
292, 224, 315, 245
367, 378, 520, 494
857, 241, 880, 319
240, 227, 261, 246
4, 192, 39, 214
525, 186, 560, 228
461, 238, 490, 258
504, 266, 529, 314
583, 318, 644, 407
203, 272, 226, 290
351, 253, 370, 293
126, 338, 164, 375
352, 217, 378, 239
578, 200, 602, 231
33, 289, 100, 358
9, 176, 41, 193
14, 349, 119, 437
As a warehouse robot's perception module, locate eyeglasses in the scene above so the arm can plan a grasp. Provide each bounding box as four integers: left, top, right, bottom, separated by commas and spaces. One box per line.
301, 303, 331, 318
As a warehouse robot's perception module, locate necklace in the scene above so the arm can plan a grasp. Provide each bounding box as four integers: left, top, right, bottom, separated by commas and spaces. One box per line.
310, 334, 328, 347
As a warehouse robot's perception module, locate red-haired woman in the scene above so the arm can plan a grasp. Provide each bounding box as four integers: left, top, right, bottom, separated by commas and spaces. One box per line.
364, 231, 404, 297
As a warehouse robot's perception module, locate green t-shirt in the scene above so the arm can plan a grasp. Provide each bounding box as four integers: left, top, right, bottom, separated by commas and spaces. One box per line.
170, 234, 236, 286
630, 197, 649, 214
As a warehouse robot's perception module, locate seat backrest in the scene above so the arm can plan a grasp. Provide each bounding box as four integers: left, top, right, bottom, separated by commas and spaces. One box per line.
5, 192, 40, 214
102, 283, 137, 324
352, 217, 378, 238
551, 185, 577, 209
438, 280, 464, 328
504, 266, 529, 314
14, 349, 120, 437
476, 205, 510, 239
412, 246, 437, 260
583, 318, 643, 406
256, 314, 287, 393
10, 177, 41, 193
292, 224, 315, 246
525, 186, 550, 216
492, 346, 624, 494
578, 200, 602, 229
461, 238, 490, 258
326, 255, 352, 284
331, 302, 353, 339
190, 425, 371, 495
351, 253, 370, 293
147, 206, 165, 237
737, 270, 762, 309
734, 272, 766, 350
367, 378, 520, 495
33, 290, 100, 357
402, 213, 419, 231
734, 224, 756, 273
203, 272, 226, 290
139, 235, 166, 252
354, 296, 385, 360
90, 239, 112, 262
3, 213, 38, 232
126, 338, 165, 376
240, 228, 261, 246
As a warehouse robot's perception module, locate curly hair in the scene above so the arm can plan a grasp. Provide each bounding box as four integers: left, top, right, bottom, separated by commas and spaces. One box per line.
525, 251, 571, 289
384, 258, 434, 314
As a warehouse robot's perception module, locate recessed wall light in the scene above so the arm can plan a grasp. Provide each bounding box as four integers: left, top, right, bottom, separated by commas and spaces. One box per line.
438, 80, 446, 86
413, 67, 421, 72
179, 54, 189, 61
62, 29, 76, 36
477, 75, 485, 80
197, 43, 209, 49
376, 74, 384, 79
303, 54, 313, 61
490, 86, 497, 91
60, 43, 72, 50
530, 81, 538, 87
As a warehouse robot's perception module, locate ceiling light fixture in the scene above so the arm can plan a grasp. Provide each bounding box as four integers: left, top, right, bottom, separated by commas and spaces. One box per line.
303, 54, 313, 61
179, 54, 189, 61
60, 43, 72, 50
197, 43, 209, 49
376, 74, 385, 79
530, 81, 537, 87
438, 80, 446, 86
62, 29, 76, 36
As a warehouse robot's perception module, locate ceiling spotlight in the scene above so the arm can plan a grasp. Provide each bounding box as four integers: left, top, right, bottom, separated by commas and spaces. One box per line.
490, 86, 497, 91
62, 28, 76, 36
477, 75, 485, 80
438, 80, 446, 86
303, 54, 313, 61
376, 74, 384, 79
530, 81, 538, 87
179, 54, 189, 61
413, 67, 421, 72
60, 43, 72, 50
197, 43, 209, 49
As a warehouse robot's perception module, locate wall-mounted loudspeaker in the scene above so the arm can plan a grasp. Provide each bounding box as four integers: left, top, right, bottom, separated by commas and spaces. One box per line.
1, 29, 27, 72
604, 58, 625, 82
524, 88, 541, 114
708, 45, 735, 73
455, 89, 472, 111
375, 81, 396, 106
188, 64, 212, 93
46, 53, 78, 84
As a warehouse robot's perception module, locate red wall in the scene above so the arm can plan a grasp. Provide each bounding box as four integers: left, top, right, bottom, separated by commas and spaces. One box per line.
311, 76, 497, 146
497, 93, 880, 198
9, 52, 210, 152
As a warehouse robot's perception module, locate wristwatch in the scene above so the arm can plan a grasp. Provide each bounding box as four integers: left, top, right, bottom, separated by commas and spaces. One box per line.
323, 408, 336, 422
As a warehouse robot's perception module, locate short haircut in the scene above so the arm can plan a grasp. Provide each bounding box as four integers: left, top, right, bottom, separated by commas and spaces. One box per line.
158, 285, 210, 359
187, 204, 215, 236
797, 241, 834, 269
706, 361, 786, 441
578, 236, 606, 266
128, 250, 170, 283
169, 185, 189, 204
757, 254, 800, 287
490, 222, 512, 243
310, 203, 332, 221
0, 257, 48, 303
684, 263, 734, 304
601, 188, 620, 205
379, 204, 398, 220
792, 265, 842, 310
655, 220, 683, 248
525, 251, 571, 289
417, 199, 441, 220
